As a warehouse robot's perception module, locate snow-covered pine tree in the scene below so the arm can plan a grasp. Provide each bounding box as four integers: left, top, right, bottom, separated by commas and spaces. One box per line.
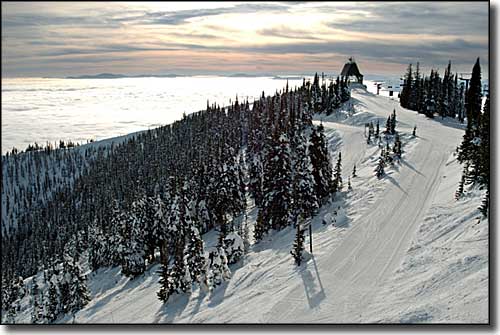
290, 216, 305, 266
156, 263, 170, 303
393, 133, 402, 158
67, 260, 90, 314
352, 164, 357, 178
5, 301, 17, 324
120, 204, 147, 277
340, 76, 351, 102
326, 81, 337, 115
292, 128, 318, 219
58, 260, 72, 313
260, 133, 294, 234
400, 63, 413, 109
158, 237, 190, 303
208, 246, 231, 288
248, 151, 264, 207
385, 115, 391, 134
455, 78, 465, 123
478, 95, 489, 215
390, 109, 397, 134
455, 165, 467, 199
31, 277, 45, 324
214, 163, 234, 243
4, 277, 22, 324
368, 122, 374, 138
153, 194, 170, 265
478, 94, 490, 182
44, 275, 60, 323
457, 58, 483, 189
184, 224, 206, 284
311, 72, 322, 114
411, 62, 422, 111
375, 153, 386, 179
309, 124, 334, 202
223, 231, 244, 264
466, 58, 483, 132
240, 213, 251, 252
348, 176, 352, 191
385, 142, 391, 160
332, 152, 343, 193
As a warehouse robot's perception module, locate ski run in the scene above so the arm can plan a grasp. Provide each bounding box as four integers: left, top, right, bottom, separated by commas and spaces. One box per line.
8, 85, 488, 324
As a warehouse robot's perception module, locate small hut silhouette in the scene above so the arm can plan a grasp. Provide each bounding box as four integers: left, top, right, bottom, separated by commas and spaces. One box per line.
340, 57, 363, 85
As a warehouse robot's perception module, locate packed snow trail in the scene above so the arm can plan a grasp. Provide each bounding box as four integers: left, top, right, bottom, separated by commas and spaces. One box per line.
264, 88, 463, 322
59, 85, 482, 324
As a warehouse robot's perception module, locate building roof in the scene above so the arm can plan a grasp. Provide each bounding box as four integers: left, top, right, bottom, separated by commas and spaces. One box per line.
340, 58, 363, 77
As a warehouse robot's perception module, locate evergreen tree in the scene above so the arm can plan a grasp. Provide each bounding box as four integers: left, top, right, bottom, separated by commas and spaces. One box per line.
352, 164, 357, 178
412, 62, 422, 111
311, 73, 322, 113
400, 64, 413, 108
455, 166, 467, 200
45, 276, 60, 323
223, 231, 244, 264
480, 190, 489, 217
184, 225, 206, 284
477, 94, 489, 188
309, 124, 334, 201
393, 133, 402, 158
456, 78, 465, 123
292, 129, 318, 219
157, 263, 170, 303
68, 260, 90, 314
157, 238, 190, 303
374, 154, 386, 179
290, 217, 306, 266
457, 58, 483, 187
477, 95, 489, 215
31, 278, 44, 324
466, 58, 483, 131
259, 133, 294, 236
332, 152, 343, 193
208, 247, 231, 288
120, 207, 146, 277
390, 109, 397, 134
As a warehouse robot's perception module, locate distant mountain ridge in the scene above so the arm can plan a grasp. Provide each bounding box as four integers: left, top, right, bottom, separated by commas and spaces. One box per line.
66, 73, 184, 79
66, 73, 313, 79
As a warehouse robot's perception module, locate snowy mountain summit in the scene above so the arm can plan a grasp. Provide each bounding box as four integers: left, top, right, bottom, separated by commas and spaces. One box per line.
3, 81, 488, 325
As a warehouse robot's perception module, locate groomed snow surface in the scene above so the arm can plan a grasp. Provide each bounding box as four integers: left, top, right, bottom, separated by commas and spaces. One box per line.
14, 86, 489, 324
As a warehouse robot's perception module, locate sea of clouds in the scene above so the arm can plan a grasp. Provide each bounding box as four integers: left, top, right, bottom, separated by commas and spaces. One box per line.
2, 76, 307, 154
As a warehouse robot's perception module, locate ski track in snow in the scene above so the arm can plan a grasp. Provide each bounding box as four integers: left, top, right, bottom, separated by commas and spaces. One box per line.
263, 88, 463, 323
21, 86, 484, 324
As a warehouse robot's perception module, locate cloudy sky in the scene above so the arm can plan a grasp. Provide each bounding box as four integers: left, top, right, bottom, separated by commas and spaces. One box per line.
1, 1, 489, 78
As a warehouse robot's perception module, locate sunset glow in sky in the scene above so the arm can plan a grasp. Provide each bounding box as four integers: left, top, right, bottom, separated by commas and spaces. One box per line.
1, 1, 489, 77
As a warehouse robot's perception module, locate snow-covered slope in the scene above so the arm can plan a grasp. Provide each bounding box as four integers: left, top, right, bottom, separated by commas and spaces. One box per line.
13, 85, 489, 324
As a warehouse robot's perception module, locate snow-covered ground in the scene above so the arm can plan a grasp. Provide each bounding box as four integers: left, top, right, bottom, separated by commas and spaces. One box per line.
9, 85, 489, 324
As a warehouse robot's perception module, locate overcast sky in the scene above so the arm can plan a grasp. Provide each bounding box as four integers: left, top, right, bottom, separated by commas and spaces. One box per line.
1, 1, 489, 78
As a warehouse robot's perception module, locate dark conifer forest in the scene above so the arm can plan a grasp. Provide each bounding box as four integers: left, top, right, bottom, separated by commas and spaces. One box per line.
399, 58, 489, 215
2, 75, 351, 322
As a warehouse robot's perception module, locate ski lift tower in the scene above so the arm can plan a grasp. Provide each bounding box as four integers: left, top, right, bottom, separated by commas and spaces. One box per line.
459, 72, 472, 94
459, 72, 472, 109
